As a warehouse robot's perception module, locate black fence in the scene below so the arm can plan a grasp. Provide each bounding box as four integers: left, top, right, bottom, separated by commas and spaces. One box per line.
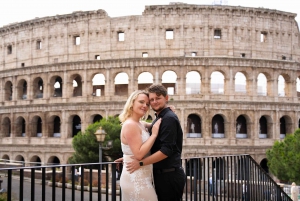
0, 155, 292, 201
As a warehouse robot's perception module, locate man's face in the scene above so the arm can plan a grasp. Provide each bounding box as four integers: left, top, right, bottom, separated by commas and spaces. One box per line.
149, 92, 168, 113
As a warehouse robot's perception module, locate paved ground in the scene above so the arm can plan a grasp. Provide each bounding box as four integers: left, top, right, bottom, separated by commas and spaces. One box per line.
0, 174, 120, 201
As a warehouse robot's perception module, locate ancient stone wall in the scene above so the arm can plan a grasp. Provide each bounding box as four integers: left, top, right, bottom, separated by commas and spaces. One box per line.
0, 4, 299, 168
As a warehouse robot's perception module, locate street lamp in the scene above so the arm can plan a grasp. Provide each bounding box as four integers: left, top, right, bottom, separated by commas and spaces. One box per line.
94, 127, 113, 163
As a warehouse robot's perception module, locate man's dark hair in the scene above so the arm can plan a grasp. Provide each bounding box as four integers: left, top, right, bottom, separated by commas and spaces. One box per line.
147, 84, 167, 97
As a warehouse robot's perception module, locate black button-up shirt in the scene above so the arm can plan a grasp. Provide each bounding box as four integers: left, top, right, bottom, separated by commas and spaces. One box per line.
150, 107, 183, 169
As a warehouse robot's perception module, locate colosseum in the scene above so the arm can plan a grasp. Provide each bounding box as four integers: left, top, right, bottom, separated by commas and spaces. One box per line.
0, 3, 299, 170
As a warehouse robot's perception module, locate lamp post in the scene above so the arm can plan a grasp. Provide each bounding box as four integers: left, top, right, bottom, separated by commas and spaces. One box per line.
95, 127, 106, 163
94, 127, 113, 163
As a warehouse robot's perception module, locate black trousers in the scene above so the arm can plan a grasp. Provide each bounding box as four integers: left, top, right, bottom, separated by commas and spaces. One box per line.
153, 167, 186, 201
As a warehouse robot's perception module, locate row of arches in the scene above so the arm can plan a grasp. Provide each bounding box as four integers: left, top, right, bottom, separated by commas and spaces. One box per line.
1, 154, 62, 166
1, 114, 103, 138
186, 113, 297, 139
1, 111, 298, 139
2, 69, 300, 101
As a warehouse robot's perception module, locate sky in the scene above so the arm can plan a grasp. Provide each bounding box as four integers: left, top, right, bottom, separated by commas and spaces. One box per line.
0, 0, 299, 28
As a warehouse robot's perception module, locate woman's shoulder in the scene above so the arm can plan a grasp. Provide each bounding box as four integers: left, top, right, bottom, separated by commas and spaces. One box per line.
122, 120, 140, 132
123, 119, 136, 127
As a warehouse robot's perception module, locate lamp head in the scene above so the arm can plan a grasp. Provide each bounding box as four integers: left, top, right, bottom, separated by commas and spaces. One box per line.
94, 126, 106, 142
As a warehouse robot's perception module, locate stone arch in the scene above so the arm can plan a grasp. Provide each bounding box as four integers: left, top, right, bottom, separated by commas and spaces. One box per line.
32, 77, 44, 99
92, 114, 103, 123
16, 79, 27, 100
30, 155, 42, 167
234, 72, 247, 94
71, 115, 81, 137
256, 72, 272, 96
259, 115, 273, 139
15, 155, 25, 164
92, 73, 106, 96
277, 72, 292, 97
50, 75, 63, 97
47, 156, 61, 165
186, 114, 201, 138
4, 81, 13, 101
260, 158, 269, 173
1, 117, 11, 137
210, 71, 225, 94
138, 72, 153, 90
162, 70, 177, 95
48, 115, 61, 138
134, 67, 156, 84
279, 115, 293, 139
212, 114, 225, 138
31, 115, 43, 137
1, 154, 9, 161
186, 71, 201, 95
296, 76, 300, 97
15, 116, 26, 137
71, 74, 82, 97
114, 72, 129, 96
146, 115, 153, 121
278, 75, 285, 97
235, 115, 248, 139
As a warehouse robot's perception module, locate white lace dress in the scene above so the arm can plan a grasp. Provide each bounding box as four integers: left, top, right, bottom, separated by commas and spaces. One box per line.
120, 130, 158, 201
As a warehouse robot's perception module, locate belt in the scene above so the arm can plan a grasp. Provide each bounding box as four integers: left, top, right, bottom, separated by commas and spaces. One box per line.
153, 167, 181, 174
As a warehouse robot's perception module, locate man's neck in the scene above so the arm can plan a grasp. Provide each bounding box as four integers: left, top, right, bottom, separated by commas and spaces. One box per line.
154, 106, 168, 116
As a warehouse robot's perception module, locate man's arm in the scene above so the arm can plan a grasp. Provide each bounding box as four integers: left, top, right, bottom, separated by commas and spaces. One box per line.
126, 151, 167, 174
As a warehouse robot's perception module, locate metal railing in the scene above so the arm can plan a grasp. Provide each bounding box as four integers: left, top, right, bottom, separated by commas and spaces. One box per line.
0, 154, 292, 201
183, 155, 292, 201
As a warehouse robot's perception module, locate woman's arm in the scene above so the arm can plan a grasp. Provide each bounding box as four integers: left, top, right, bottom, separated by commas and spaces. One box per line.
141, 121, 152, 130
122, 119, 161, 160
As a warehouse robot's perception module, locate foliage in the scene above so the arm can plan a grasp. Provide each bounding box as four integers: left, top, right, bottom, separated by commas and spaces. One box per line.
0, 193, 7, 201
69, 116, 122, 164
99, 116, 122, 160
92, 180, 98, 187
58, 177, 69, 183
266, 129, 300, 183
83, 179, 89, 186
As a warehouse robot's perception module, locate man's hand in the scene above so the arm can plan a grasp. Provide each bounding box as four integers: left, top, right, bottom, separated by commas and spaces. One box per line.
126, 157, 141, 174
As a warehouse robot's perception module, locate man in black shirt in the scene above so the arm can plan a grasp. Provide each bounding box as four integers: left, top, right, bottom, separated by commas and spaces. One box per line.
126, 84, 186, 201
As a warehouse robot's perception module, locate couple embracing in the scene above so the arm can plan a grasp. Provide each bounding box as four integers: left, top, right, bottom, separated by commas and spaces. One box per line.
116, 84, 185, 201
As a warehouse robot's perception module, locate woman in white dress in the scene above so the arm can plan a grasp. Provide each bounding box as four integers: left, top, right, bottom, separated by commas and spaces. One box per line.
118, 90, 161, 201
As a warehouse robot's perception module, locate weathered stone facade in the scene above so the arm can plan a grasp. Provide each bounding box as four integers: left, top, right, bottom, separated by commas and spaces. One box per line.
0, 3, 299, 168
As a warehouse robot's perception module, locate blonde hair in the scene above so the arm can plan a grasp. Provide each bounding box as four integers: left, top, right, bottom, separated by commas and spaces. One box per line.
119, 90, 149, 123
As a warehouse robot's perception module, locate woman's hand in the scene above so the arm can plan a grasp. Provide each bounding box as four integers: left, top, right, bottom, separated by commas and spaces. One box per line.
151, 118, 161, 137
114, 157, 123, 171
168, 105, 176, 112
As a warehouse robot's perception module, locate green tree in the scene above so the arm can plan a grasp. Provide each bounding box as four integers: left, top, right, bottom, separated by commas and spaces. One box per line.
266, 128, 300, 183
68, 116, 122, 164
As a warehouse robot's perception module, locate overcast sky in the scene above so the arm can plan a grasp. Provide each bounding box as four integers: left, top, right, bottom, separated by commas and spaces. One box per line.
0, 0, 299, 28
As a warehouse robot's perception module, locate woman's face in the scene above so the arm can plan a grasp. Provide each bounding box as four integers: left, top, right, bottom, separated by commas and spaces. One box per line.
132, 93, 150, 117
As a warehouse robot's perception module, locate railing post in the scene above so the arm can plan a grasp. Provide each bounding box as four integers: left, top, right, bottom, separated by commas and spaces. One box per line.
193, 159, 198, 201
111, 163, 117, 201
7, 169, 12, 201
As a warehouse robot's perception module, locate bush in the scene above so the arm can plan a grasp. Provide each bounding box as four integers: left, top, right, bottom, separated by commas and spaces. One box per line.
0, 193, 7, 201
92, 180, 98, 187
55, 175, 61, 182
83, 179, 89, 186
59, 177, 69, 183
